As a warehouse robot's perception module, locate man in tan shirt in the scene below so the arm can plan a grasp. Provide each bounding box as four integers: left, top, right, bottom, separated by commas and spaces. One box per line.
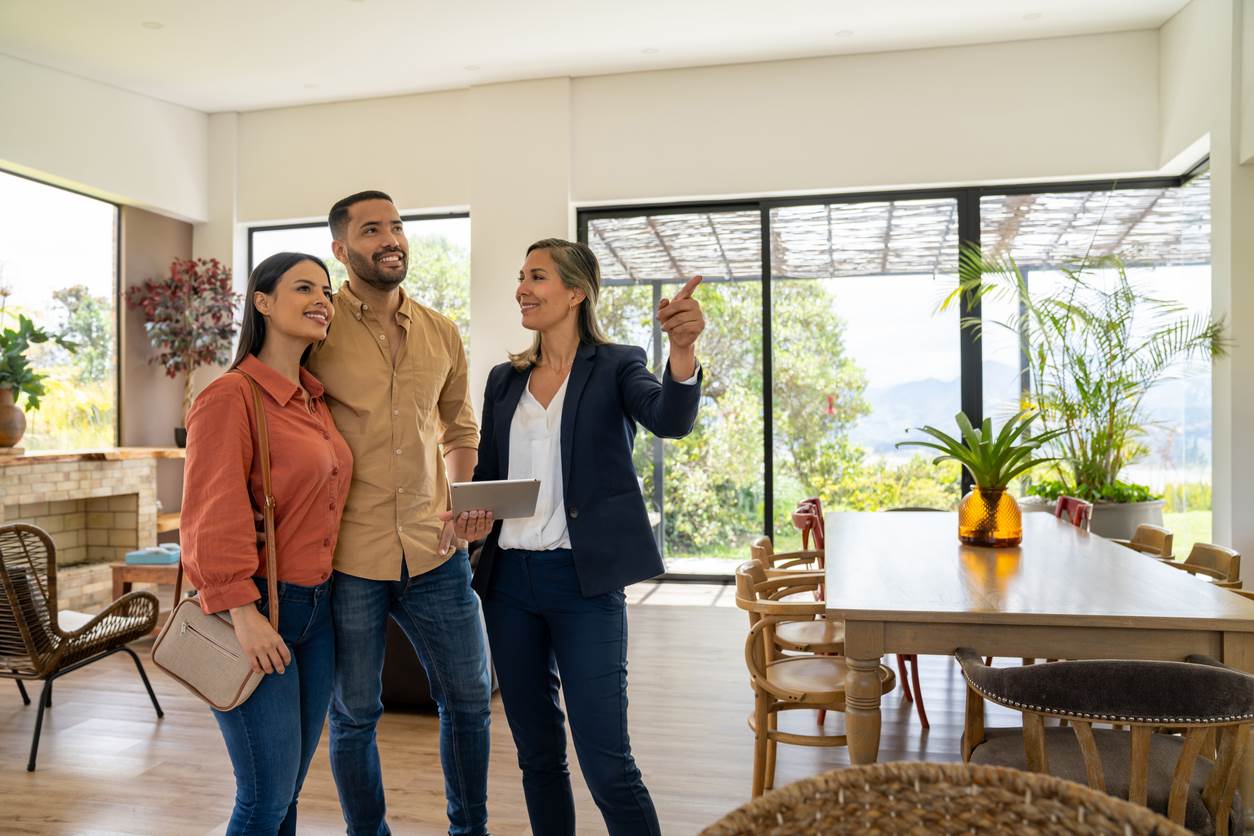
307, 191, 491, 836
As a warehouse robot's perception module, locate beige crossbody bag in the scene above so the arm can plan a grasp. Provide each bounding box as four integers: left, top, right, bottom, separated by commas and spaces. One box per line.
151, 371, 279, 711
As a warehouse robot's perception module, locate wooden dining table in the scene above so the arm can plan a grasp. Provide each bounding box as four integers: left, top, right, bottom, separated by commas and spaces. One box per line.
824, 510, 1254, 824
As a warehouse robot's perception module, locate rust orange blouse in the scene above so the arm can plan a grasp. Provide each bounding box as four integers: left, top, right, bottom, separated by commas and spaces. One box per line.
181, 355, 353, 613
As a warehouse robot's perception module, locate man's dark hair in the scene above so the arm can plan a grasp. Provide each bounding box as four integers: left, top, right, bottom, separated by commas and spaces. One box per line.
328, 190, 394, 240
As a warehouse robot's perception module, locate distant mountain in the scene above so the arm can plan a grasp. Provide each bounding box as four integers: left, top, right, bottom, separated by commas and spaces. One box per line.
845, 362, 1211, 468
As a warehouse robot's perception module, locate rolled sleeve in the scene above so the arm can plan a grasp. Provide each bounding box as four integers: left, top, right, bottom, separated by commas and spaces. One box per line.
180, 384, 263, 614
438, 332, 480, 452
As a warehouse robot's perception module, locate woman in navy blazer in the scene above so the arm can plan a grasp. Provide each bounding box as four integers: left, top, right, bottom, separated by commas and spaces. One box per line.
448, 238, 703, 835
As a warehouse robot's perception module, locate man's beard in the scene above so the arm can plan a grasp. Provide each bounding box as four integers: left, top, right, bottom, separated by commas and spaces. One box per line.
347, 245, 407, 291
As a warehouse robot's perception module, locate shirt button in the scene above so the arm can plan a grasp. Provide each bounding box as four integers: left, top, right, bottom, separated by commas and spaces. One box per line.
362, 304, 369, 311
331, 467, 339, 476
398, 487, 404, 494
378, 334, 386, 341
323, 538, 330, 547
569, 507, 579, 519
393, 409, 400, 416
328, 502, 335, 511
322, 431, 330, 439
354, 313, 362, 321
394, 448, 402, 455
397, 525, 403, 533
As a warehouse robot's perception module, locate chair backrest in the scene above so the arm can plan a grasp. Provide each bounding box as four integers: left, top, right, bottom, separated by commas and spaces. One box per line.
1129, 524, 1174, 558
734, 561, 824, 690
1053, 495, 1093, 531
0, 524, 59, 676
955, 648, 1254, 833
748, 535, 822, 574
1184, 542, 1241, 584
791, 497, 825, 550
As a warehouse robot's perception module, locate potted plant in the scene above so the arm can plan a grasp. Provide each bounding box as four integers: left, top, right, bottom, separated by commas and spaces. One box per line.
950, 246, 1229, 538
125, 258, 239, 447
898, 410, 1063, 546
0, 289, 77, 448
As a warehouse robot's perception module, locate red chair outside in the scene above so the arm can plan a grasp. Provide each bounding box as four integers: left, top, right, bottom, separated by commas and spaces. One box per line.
1053, 495, 1093, 531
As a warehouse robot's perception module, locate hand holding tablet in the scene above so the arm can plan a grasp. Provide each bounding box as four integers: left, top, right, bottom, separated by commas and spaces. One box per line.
440, 479, 541, 541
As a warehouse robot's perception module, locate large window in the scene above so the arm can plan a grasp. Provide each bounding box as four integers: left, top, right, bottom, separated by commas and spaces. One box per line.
0, 170, 118, 449
583, 166, 1212, 576
250, 214, 471, 346
980, 175, 1213, 555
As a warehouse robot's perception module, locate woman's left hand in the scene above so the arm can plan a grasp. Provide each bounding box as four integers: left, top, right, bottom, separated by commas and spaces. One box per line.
657, 275, 705, 350
438, 509, 495, 542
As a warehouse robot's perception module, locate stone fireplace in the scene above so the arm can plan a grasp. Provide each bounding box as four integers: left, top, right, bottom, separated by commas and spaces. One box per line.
0, 450, 178, 611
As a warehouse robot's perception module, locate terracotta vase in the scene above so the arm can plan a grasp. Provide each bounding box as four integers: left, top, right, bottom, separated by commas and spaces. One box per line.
957, 486, 1022, 547
0, 387, 26, 448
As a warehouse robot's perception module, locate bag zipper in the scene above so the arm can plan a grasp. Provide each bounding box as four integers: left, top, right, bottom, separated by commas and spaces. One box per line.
181, 620, 242, 661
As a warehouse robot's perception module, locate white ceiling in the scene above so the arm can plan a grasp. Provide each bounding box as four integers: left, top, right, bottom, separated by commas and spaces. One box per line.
0, 0, 1189, 114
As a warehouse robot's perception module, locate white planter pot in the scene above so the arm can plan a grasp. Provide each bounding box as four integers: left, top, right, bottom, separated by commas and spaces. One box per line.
1088, 500, 1165, 540
1017, 496, 1165, 540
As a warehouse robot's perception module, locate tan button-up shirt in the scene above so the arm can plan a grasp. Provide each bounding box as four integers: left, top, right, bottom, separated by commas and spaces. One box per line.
307, 282, 478, 581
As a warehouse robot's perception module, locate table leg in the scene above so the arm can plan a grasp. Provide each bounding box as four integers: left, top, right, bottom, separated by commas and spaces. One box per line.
845, 656, 883, 764
111, 570, 124, 602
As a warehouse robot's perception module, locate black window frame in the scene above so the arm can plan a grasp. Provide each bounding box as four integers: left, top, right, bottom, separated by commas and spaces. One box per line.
246, 210, 471, 275
578, 159, 1210, 581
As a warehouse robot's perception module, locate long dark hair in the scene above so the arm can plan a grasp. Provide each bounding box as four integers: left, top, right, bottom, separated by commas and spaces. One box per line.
231, 252, 333, 369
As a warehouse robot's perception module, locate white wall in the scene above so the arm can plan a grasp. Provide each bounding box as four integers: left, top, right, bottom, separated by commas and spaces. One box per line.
1242, 0, 1254, 163
235, 89, 469, 223
573, 31, 1162, 203
466, 79, 573, 406
0, 54, 208, 222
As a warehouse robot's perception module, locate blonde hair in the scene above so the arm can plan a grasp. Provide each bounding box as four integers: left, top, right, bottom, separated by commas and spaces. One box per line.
509, 238, 610, 370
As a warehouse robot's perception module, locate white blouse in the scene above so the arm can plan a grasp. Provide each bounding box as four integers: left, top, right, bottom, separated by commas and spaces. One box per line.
498, 374, 573, 551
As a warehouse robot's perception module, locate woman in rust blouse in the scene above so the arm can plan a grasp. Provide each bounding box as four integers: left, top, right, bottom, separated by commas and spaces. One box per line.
181, 252, 352, 836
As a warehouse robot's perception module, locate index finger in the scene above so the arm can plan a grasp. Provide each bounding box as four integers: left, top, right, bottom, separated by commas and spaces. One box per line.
672, 274, 703, 301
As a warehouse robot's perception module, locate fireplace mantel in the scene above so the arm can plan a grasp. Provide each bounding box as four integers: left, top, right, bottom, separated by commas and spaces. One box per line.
0, 447, 185, 466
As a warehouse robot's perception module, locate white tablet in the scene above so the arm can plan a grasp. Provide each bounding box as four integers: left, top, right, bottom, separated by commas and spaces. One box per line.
450, 479, 541, 520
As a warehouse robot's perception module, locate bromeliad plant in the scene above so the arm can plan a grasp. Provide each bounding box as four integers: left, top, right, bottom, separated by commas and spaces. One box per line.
898, 410, 1064, 545
897, 410, 1064, 492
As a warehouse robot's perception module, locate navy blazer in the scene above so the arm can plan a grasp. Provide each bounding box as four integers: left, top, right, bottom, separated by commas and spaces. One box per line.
471, 342, 702, 598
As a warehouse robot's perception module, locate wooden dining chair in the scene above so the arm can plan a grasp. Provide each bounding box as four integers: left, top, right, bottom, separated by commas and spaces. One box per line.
1160, 543, 1241, 589
1053, 495, 1094, 531
956, 648, 1254, 835
1112, 524, 1174, 558
735, 561, 895, 797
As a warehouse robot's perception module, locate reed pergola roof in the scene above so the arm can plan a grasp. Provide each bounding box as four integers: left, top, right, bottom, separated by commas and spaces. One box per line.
588, 174, 1211, 285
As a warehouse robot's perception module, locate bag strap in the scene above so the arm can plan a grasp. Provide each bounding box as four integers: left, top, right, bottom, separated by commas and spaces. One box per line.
174, 370, 280, 630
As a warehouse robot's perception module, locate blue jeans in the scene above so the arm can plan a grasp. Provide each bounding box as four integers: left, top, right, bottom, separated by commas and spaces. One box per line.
484, 549, 660, 836
212, 576, 335, 836
329, 551, 492, 836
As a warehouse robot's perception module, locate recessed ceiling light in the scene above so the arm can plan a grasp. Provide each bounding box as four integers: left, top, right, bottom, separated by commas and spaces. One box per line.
140, 21, 164, 30
1023, 12, 1043, 20
834, 29, 854, 37
464, 64, 480, 71
304, 83, 320, 89
641, 47, 660, 55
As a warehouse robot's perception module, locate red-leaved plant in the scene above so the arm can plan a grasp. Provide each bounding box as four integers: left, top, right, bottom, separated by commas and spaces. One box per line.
126, 258, 240, 423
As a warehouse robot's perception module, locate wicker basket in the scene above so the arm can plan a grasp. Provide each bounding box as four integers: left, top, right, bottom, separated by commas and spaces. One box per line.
701, 761, 1190, 835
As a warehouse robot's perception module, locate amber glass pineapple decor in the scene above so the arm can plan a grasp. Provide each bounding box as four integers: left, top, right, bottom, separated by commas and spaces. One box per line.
897, 411, 1063, 547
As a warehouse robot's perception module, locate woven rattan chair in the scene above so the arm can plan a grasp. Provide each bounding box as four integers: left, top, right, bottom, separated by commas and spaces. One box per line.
956, 648, 1253, 835
1112, 524, 1175, 558
0, 523, 163, 771
701, 761, 1189, 835
1159, 542, 1242, 589
735, 561, 895, 797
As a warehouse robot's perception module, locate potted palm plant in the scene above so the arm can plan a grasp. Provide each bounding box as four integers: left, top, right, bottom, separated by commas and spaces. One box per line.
898, 410, 1063, 546
125, 258, 239, 447
0, 289, 76, 448
951, 247, 1229, 538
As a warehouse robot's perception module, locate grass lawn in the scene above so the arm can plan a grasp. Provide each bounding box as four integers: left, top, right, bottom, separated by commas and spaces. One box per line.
1161, 510, 1212, 561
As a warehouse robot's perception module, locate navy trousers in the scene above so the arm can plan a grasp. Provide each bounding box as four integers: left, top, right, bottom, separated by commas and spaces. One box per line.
483, 548, 660, 836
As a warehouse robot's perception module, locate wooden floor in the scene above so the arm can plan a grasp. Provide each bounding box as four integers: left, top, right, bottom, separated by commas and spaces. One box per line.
0, 585, 1021, 835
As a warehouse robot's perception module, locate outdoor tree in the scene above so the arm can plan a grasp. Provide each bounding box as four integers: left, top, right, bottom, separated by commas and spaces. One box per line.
51, 285, 111, 382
